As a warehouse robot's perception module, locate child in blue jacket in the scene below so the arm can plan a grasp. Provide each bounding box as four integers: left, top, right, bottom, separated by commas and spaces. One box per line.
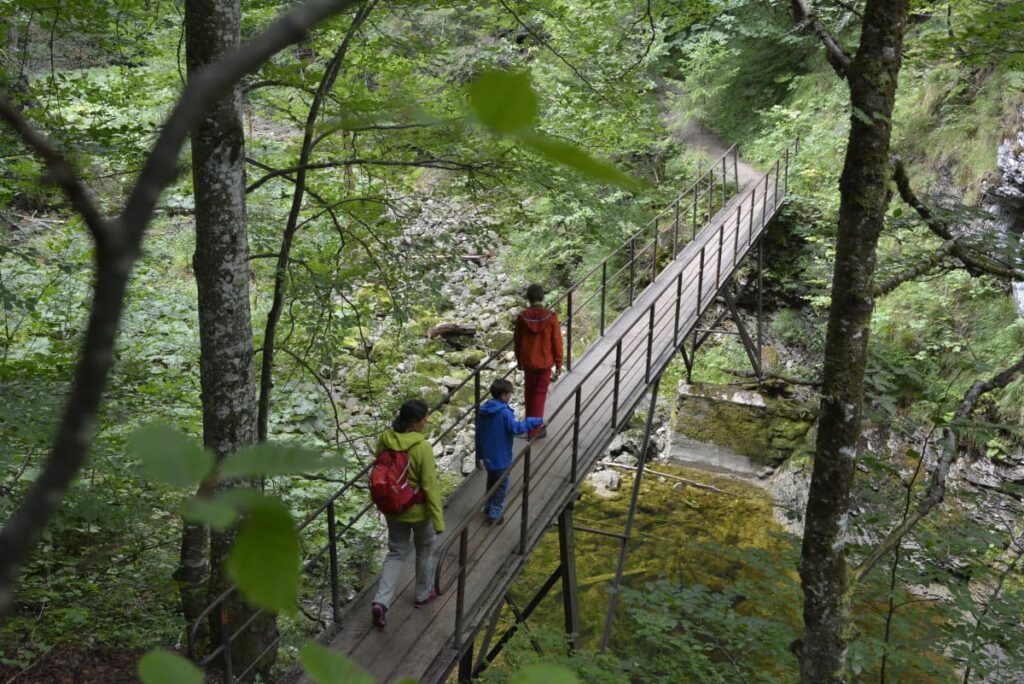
475, 378, 544, 524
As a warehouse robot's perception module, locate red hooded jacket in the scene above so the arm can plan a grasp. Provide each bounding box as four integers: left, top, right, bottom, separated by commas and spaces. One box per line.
514, 307, 564, 371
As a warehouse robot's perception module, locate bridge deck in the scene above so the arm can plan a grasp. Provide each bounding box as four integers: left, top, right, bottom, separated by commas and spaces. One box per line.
299, 149, 789, 684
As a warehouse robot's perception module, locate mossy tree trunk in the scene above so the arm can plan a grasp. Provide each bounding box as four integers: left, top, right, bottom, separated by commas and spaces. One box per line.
180, 0, 277, 676
793, 1, 910, 682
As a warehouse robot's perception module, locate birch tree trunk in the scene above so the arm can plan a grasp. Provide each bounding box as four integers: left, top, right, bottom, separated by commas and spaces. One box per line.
795, 1, 910, 682
180, 0, 276, 675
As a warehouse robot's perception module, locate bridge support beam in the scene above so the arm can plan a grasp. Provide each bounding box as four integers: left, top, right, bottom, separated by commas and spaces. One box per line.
600, 374, 661, 652
558, 502, 581, 653
682, 235, 767, 383
458, 645, 473, 683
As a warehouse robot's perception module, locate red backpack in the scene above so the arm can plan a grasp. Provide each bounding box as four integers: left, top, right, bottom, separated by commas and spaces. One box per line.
369, 447, 426, 515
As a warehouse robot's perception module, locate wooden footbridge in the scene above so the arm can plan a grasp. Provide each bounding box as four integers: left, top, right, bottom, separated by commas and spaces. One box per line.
188, 139, 799, 683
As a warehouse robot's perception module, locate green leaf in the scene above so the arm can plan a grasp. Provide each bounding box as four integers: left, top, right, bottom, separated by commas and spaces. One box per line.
299, 643, 374, 684
129, 424, 213, 488
468, 70, 538, 134
523, 133, 641, 190
227, 497, 299, 614
180, 497, 239, 531
851, 106, 874, 126
509, 663, 579, 684
219, 442, 326, 479
137, 649, 202, 684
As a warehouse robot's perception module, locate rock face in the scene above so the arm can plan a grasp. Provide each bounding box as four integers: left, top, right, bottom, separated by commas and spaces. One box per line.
986, 105, 1024, 316
673, 382, 817, 465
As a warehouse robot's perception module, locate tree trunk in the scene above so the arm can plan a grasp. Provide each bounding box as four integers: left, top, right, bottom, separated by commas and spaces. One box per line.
797, 2, 910, 682
181, 0, 276, 676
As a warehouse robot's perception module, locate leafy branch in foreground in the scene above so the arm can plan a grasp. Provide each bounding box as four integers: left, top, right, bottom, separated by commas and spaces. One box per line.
0, 0, 361, 616
853, 351, 1024, 584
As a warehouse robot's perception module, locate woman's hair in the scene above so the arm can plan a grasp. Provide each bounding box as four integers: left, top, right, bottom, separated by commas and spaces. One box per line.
392, 399, 429, 432
526, 283, 545, 304
490, 378, 514, 399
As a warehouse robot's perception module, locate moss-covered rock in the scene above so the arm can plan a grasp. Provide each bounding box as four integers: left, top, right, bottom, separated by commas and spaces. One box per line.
446, 348, 488, 368
483, 330, 513, 351
673, 382, 817, 465
415, 357, 449, 378
343, 366, 392, 399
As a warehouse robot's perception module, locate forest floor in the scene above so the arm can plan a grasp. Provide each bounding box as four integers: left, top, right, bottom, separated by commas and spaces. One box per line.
0, 645, 150, 683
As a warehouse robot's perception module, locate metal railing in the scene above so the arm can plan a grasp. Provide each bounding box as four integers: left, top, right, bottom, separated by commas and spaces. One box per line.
185, 140, 787, 681
431, 137, 798, 657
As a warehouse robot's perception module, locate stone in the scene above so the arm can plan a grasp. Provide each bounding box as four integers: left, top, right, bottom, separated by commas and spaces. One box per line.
461, 454, 477, 475
607, 434, 627, 455
614, 453, 638, 467
590, 470, 621, 497
484, 330, 514, 351
674, 382, 817, 465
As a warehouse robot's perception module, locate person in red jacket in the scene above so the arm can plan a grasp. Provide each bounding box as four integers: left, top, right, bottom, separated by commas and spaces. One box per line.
513, 283, 564, 437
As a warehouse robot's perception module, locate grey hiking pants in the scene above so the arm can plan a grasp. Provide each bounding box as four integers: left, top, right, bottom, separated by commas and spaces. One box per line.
373, 516, 436, 608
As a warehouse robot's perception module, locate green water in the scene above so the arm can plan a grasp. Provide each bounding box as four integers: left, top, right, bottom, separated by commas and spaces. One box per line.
473, 462, 957, 683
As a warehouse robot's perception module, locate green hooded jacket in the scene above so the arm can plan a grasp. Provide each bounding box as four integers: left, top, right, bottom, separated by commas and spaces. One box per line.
375, 428, 444, 533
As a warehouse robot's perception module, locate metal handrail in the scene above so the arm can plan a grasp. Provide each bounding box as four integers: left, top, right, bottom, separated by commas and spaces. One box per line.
432, 138, 798, 654
186, 141, 770, 680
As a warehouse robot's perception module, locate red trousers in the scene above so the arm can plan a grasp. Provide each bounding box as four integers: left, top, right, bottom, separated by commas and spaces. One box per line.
523, 368, 551, 435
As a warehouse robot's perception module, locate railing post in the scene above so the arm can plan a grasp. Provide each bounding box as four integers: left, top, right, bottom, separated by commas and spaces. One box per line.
774, 159, 780, 209
645, 304, 654, 383
707, 172, 713, 218
734, 205, 742, 265
749, 187, 756, 246
566, 290, 573, 372
721, 154, 727, 208
673, 272, 682, 347
455, 527, 469, 649
599, 262, 607, 335
474, 369, 481, 420
733, 145, 740, 189
716, 224, 724, 289
220, 608, 234, 684
697, 246, 705, 313
571, 387, 581, 484
520, 448, 531, 555
327, 502, 341, 624
628, 238, 635, 305
651, 224, 658, 283
784, 147, 790, 195
612, 341, 621, 428
692, 184, 698, 240
761, 173, 770, 229
673, 199, 680, 255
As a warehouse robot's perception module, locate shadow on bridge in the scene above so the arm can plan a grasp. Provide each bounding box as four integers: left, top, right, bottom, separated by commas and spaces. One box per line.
188, 139, 799, 684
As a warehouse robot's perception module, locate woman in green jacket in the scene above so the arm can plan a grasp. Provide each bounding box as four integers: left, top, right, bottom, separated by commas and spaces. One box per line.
371, 399, 445, 629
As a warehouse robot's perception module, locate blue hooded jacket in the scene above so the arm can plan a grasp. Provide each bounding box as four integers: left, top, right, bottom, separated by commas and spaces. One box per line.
475, 399, 544, 471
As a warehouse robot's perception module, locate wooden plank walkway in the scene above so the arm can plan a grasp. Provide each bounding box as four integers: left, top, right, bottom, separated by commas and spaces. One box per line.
299, 146, 791, 684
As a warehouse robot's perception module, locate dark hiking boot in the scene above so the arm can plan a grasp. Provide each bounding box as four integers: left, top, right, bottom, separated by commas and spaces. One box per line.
372, 602, 387, 628
414, 590, 439, 608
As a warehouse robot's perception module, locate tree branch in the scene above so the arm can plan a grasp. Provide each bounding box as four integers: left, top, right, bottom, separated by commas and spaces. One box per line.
873, 237, 959, 296
257, 0, 376, 442
854, 352, 1024, 583
245, 156, 483, 193
119, 0, 361, 244
789, 0, 854, 79
892, 156, 1024, 281
0, 95, 110, 245
0, 0, 360, 616
496, 0, 611, 104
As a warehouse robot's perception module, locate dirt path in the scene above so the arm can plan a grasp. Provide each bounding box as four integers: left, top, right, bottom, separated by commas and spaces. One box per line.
658, 81, 762, 189
675, 119, 763, 189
